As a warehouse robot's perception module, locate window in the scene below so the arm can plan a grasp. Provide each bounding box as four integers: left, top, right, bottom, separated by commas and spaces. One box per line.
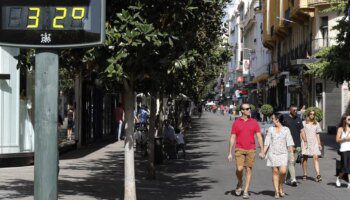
320, 16, 328, 47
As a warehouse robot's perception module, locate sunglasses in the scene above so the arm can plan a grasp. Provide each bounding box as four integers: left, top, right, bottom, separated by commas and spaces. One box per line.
242, 107, 251, 111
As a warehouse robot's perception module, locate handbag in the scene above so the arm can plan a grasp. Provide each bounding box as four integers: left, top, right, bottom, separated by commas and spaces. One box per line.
295, 151, 302, 164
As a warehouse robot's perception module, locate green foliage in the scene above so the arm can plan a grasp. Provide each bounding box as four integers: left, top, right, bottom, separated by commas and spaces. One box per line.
261, 104, 274, 116
306, 1, 350, 84
250, 104, 256, 111
304, 107, 323, 122
236, 105, 241, 112
322, 0, 347, 13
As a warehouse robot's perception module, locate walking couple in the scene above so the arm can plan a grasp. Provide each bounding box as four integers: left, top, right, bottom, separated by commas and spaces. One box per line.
228, 104, 322, 199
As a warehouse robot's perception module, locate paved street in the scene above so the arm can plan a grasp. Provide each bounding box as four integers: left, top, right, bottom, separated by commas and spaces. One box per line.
0, 112, 349, 199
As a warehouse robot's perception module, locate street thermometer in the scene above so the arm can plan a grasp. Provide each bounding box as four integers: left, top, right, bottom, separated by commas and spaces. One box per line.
0, 0, 105, 48
0, 1, 106, 199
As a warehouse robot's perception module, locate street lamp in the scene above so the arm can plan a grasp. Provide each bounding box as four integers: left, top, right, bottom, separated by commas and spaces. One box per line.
276, 16, 296, 24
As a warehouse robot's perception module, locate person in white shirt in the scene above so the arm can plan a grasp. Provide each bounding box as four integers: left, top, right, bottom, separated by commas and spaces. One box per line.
336, 115, 350, 188
175, 128, 186, 159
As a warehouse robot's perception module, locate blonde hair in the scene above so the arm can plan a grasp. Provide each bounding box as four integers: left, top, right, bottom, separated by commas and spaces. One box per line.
305, 112, 317, 125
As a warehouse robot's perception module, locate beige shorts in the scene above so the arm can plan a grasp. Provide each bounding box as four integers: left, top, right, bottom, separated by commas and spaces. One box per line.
235, 149, 256, 168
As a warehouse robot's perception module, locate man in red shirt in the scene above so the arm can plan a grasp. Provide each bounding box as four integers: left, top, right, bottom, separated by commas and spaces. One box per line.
228, 103, 264, 199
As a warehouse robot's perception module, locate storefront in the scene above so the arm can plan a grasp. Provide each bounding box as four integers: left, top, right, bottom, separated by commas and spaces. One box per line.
0, 47, 37, 166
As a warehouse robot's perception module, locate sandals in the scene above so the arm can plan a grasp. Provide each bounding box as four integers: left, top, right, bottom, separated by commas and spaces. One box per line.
316, 175, 322, 182
235, 186, 242, 196
242, 192, 249, 199
274, 194, 280, 199
302, 175, 307, 181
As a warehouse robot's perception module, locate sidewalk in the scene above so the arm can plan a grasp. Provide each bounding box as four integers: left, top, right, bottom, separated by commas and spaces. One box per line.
0, 138, 124, 200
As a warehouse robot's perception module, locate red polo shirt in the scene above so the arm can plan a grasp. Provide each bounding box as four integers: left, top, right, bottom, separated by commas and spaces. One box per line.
231, 117, 261, 150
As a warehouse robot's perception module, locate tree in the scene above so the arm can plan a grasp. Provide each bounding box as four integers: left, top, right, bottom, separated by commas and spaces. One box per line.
47, 1, 232, 199
306, 0, 350, 84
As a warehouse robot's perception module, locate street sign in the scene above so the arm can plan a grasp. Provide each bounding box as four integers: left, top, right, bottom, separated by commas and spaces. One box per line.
0, 0, 105, 48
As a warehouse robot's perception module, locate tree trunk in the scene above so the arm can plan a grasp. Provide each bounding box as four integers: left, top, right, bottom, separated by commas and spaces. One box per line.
123, 79, 137, 200
147, 91, 157, 179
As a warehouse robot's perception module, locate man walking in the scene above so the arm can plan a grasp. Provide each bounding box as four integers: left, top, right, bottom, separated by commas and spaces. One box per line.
282, 105, 307, 186
228, 103, 264, 199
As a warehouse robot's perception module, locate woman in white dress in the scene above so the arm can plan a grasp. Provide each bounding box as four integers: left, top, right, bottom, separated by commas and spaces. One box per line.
301, 111, 323, 182
261, 113, 294, 199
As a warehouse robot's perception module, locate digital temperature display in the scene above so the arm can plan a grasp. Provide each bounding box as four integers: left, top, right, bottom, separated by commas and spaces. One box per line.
3, 6, 89, 30
0, 0, 105, 48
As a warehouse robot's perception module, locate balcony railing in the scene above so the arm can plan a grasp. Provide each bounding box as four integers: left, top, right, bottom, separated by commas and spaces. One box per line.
312, 37, 337, 54
308, 0, 328, 6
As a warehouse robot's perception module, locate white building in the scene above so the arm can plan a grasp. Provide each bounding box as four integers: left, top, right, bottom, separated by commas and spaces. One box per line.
226, 0, 271, 105
311, 6, 346, 131
0, 47, 35, 165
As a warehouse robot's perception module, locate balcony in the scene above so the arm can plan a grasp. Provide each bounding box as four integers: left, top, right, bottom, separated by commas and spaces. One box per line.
308, 0, 329, 7
275, 8, 292, 39
312, 37, 337, 54
291, 0, 314, 19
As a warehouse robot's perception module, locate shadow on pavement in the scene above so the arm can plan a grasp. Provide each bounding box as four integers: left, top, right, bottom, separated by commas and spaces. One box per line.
134, 118, 221, 200
59, 136, 117, 160
0, 115, 220, 200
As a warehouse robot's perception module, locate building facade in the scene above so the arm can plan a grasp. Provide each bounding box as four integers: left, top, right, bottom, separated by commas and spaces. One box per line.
262, 0, 346, 130
226, 0, 271, 106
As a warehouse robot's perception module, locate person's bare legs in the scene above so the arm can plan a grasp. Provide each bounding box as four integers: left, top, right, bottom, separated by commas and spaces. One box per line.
272, 167, 279, 197
313, 155, 320, 176
302, 156, 308, 178
244, 167, 252, 194
236, 165, 244, 188
67, 129, 72, 140
279, 166, 287, 195
235, 165, 244, 195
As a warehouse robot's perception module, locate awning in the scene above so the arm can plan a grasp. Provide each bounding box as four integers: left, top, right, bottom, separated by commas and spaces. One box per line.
290, 58, 320, 66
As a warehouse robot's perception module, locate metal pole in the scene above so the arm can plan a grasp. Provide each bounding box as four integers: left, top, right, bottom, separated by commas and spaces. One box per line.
34, 50, 59, 200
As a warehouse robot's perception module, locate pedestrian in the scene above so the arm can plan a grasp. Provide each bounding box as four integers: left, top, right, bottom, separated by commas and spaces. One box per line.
300, 105, 306, 120
114, 103, 125, 141
261, 113, 294, 199
163, 120, 177, 159
335, 115, 350, 188
282, 105, 307, 187
197, 105, 203, 118
228, 103, 264, 199
175, 128, 186, 159
301, 110, 323, 182
138, 105, 150, 125
66, 105, 74, 141
232, 103, 237, 120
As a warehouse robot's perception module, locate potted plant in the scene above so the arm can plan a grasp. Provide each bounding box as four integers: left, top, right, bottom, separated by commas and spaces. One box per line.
261, 104, 274, 122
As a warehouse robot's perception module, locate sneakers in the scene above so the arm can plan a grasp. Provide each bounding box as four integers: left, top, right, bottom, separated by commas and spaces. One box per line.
347, 183, 350, 189
291, 180, 297, 187
336, 177, 341, 187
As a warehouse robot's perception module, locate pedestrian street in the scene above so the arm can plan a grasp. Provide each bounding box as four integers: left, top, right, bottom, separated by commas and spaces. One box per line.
0, 112, 348, 200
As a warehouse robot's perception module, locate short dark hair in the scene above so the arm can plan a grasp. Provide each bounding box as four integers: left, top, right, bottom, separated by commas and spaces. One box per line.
240, 103, 250, 110
289, 104, 297, 110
